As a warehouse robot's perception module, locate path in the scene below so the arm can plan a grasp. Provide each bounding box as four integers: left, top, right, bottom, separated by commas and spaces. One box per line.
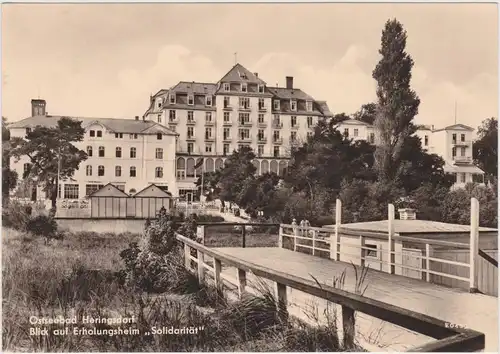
212, 247, 497, 352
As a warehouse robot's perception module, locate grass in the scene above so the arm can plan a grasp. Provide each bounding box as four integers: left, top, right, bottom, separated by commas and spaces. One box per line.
2, 224, 368, 352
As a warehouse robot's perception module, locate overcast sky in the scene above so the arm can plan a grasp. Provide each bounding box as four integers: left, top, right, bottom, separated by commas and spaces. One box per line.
2, 3, 498, 130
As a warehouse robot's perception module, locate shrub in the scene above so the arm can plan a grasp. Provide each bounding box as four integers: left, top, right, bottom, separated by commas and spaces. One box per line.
2, 200, 31, 230
25, 215, 58, 240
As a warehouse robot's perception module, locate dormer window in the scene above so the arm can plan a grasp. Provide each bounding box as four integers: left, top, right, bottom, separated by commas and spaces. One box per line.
290, 99, 297, 112
205, 95, 212, 107
157, 100, 162, 108
241, 83, 248, 93
223, 83, 230, 92
273, 100, 280, 110
306, 100, 313, 111
188, 95, 194, 105
169, 94, 176, 104
258, 85, 265, 93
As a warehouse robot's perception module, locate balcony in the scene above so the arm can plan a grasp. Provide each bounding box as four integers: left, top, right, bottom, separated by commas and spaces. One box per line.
272, 121, 283, 129
223, 135, 232, 142
238, 120, 253, 127
258, 121, 267, 128
238, 105, 252, 112
452, 140, 472, 146
257, 136, 267, 143
186, 135, 196, 142
454, 156, 473, 163
168, 118, 178, 125
223, 104, 233, 111
186, 119, 196, 125
273, 138, 283, 145
291, 124, 299, 130
258, 105, 267, 112
204, 135, 215, 142
238, 136, 253, 143
205, 120, 215, 126
223, 120, 233, 126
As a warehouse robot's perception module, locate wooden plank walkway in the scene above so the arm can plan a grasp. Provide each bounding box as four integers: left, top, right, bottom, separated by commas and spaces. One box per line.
213, 247, 498, 352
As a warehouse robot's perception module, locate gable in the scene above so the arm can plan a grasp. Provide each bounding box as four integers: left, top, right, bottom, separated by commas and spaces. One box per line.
89, 183, 128, 198
84, 121, 113, 133
218, 63, 266, 84
141, 123, 177, 136
444, 124, 474, 131
134, 184, 172, 198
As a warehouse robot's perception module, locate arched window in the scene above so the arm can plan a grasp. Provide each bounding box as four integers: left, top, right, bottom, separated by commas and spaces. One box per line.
98, 165, 105, 176
129, 188, 137, 194
155, 167, 163, 178
86, 165, 92, 176
86, 146, 93, 157
130, 147, 137, 158
98, 146, 105, 157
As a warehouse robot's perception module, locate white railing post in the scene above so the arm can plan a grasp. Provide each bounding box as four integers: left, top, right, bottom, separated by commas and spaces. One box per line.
387, 204, 395, 274
274, 282, 288, 323
425, 243, 431, 282
237, 268, 247, 299
312, 229, 317, 256
196, 225, 205, 245
469, 197, 480, 293
214, 258, 223, 292
197, 250, 205, 284
292, 219, 298, 251
184, 244, 191, 270
332, 199, 342, 261
278, 225, 283, 248
360, 235, 366, 268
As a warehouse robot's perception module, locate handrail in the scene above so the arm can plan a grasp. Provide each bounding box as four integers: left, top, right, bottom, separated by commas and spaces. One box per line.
479, 249, 498, 268
176, 233, 485, 352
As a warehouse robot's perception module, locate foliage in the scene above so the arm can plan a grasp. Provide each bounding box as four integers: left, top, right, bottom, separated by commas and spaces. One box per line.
372, 19, 420, 182
353, 102, 378, 125
473, 117, 497, 182
25, 215, 59, 241
217, 146, 256, 204
9, 117, 87, 211
195, 170, 222, 200
2, 168, 18, 202
2, 200, 31, 230
237, 172, 281, 218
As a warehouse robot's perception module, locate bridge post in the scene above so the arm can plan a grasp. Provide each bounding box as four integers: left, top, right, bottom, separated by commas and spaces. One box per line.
213, 258, 223, 293
425, 243, 431, 282
278, 226, 283, 248
274, 282, 288, 323
469, 197, 480, 293
184, 244, 191, 270
332, 199, 342, 261
197, 250, 205, 284
236, 268, 247, 299
387, 204, 395, 274
292, 219, 299, 251
342, 306, 356, 349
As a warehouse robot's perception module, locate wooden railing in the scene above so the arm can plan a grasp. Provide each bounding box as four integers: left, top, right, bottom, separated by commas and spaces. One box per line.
176, 233, 485, 352
197, 222, 280, 248
280, 198, 491, 293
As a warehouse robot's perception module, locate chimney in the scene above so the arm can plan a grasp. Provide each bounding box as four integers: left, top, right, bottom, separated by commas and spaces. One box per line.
398, 208, 417, 220
254, 72, 258, 78
135, 116, 139, 121
286, 76, 294, 89
31, 99, 46, 117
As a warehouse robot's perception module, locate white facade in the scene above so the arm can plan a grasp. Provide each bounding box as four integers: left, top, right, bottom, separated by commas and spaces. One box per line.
9, 103, 180, 200
335, 119, 376, 143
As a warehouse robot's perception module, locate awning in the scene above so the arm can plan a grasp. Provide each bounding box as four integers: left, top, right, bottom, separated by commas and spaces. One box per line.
443, 163, 484, 174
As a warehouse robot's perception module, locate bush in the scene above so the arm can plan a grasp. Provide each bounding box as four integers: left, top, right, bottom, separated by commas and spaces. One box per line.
2, 200, 31, 230
25, 215, 58, 240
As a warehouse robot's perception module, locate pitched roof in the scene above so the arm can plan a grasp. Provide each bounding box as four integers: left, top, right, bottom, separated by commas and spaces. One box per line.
171, 81, 217, 95
88, 183, 129, 198
336, 119, 372, 127
267, 87, 314, 101
134, 183, 172, 197
218, 63, 266, 85
433, 124, 474, 132
316, 101, 333, 117
8, 115, 178, 135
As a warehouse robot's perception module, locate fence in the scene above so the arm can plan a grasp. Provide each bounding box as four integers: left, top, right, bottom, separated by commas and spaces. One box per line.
175, 233, 485, 352
279, 198, 498, 295
197, 222, 280, 248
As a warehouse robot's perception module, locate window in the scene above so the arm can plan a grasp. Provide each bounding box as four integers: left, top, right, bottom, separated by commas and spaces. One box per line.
156, 148, 163, 159
239, 113, 250, 124
306, 100, 313, 111
291, 131, 297, 141
130, 166, 137, 177
98, 165, 105, 176
205, 112, 212, 123
205, 128, 212, 139
239, 97, 250, 109
241, 83, 247, 92
365, 244, 378, 257
344, 128, 349, 137
169, 110, 176, 121
460, 147, 466, 156
258, 145, 264, 156
129, 188, 137, 194
223, 83, 230, 92
273, 130, 280, 142
64, 184, 79, 199
224, 112, 230, 122
116, 147, 122, 158
85, 184, 103, 196
23, 163, 31, 176
273, 146, 280, 157
86, 146, 93, 157
187, 127, 194, 138
307, 116, 313, 127
187, 111, 194, 122
258, 113, 264, 123
130, 147, 137, 158
258, 84, 264, 93
97, 130, 102, 138
86, 165, 92, 176
461, 134, 466, 142
258, 98, 265, 110
460, 173, 466, 183
273, 100, 280, 110
169, 94, 176, 104
224, 96, 230, 108
129, 133, 138, 139
157, 133, 162, 140
353, 129, 359, 137
223, 128, 230, 140
424, 135, 429, 146
115, 166, 122, 177
452, 147, 456, 158
205, 144, 212, 153
187, 95, 194, 105
452, 133, 457, 143
155, 167, 163, 178
98, 146, 105, 157
239, 129, 250, 140
307, 131, 313, 139
157, 114, 162, 123
274, 114, 281, 124
89, 130, 95, 137
258, 129, 265, 141
157, 100, 162, 108
115, 133, 123, 138
223, 144, 230, 155
206, 95, 212, 106
291, 116, 297, 127
290, 100, 297, 111
187, 143, 194, 153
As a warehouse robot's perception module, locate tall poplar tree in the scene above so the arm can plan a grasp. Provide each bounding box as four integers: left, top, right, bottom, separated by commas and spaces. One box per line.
372, 19, 420, 183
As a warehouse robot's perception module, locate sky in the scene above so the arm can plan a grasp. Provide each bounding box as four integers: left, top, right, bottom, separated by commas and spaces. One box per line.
1, 3, 498, 131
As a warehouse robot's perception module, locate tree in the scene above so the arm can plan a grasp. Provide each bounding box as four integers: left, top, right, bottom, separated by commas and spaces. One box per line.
2, 117, 17, 204
237, 172, 281, 217
195, 170, 221, 200
372, 19, 421, 183
353, 103, 377, 125
473, 117, 497, 183
217, 146, 256, 205
9, 117, 87, 213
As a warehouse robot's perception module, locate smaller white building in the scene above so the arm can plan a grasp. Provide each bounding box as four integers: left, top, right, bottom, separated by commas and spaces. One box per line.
335, 119, 376, 143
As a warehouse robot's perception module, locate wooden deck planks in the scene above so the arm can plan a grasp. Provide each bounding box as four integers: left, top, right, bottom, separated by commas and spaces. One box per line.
213, 247, 498, 352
